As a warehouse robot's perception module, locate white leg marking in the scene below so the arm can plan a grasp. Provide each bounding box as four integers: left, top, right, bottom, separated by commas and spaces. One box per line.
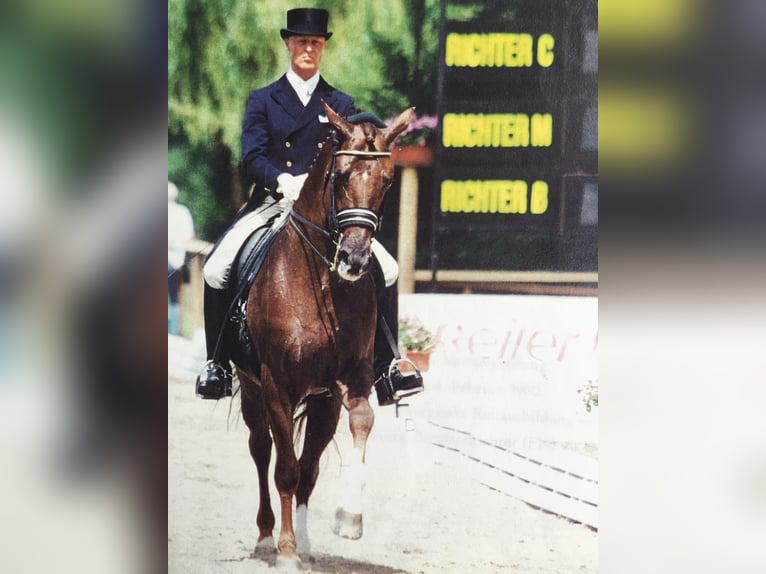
254, 535, 276, 555
294, 504, 311, 556
338, 446, 365, 514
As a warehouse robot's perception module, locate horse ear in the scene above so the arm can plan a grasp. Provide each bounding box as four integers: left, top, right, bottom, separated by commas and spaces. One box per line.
383, 107, 416, 147
322, 101, 354, 140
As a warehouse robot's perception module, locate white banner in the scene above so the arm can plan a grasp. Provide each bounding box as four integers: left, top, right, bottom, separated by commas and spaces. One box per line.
399, 294, 598, 444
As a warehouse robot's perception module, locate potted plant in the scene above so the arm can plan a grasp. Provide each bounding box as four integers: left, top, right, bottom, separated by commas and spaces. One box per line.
390, 113, 438, 166
398, 316, 436, 372
578, 380, 599, 413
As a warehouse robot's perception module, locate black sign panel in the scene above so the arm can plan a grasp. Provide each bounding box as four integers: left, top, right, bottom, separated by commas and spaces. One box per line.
433, 0, 597, 242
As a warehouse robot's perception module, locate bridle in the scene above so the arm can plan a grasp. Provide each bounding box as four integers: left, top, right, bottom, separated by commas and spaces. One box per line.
289, 134, 391, 270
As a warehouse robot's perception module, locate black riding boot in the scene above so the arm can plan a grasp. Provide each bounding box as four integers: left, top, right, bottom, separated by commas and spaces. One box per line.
373, 279, 424, 406
195, 284, 233, 399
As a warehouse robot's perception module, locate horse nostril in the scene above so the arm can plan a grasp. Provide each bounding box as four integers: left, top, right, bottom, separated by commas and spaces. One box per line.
353, 252, 370, 274
337, 250, 350, 264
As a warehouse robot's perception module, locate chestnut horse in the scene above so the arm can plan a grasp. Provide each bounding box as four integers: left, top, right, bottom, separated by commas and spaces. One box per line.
235, 103, 412, 568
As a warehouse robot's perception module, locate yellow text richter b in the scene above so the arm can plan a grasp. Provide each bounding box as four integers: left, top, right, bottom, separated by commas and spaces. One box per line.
441, 180, 549, 215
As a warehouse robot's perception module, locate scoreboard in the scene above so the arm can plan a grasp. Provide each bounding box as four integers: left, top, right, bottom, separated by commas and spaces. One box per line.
430, 0, 597, 270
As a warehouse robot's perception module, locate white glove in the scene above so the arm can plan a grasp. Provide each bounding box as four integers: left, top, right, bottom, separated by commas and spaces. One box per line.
276, 172, 308, 201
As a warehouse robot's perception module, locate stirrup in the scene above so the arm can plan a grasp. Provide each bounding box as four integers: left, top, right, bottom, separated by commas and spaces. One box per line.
389, 357, 424, 399
374, 358, 424, 406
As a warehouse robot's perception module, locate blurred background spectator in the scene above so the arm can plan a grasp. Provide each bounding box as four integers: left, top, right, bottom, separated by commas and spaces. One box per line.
167, 181, 195, 335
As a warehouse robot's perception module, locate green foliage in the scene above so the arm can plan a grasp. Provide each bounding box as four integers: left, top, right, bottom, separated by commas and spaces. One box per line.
446, 3, 483, 22
168, 141, 232, 242
169, 0, 287, 154
578, 380, 598, 413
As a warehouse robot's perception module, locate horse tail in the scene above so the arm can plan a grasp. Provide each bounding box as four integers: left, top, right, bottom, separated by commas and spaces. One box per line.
293, 398, 309, 448
225, 374, 242, 431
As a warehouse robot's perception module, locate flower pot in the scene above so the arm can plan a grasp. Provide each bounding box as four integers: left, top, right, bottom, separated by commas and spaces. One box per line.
402, 350, 431, 372
392, 145, 434, 167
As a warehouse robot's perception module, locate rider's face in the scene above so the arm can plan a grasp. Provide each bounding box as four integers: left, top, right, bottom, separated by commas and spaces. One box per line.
285, 35, 326, 80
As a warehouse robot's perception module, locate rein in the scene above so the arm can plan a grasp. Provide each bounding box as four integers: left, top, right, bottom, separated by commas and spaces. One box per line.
289, 134, 391, 270
289, 210, 337, 269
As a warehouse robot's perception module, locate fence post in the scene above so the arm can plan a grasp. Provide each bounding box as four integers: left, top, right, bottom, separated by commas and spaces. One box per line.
180, 239, 211, 338
397, 166, 419, 294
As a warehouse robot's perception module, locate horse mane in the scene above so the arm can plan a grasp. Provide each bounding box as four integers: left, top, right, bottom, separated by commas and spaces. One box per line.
302, 130, 337, 196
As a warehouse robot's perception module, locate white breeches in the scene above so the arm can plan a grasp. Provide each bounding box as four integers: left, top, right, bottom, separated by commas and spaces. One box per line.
203, 197, 398, 289
202, 197, 284, 289
370, 239, 398, 287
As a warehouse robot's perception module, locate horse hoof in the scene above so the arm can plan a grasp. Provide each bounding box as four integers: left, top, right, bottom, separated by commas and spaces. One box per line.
254, 535, 277, 555
332, 507, 363, 539
275, 553, 302, 571
295, 534, 311, 558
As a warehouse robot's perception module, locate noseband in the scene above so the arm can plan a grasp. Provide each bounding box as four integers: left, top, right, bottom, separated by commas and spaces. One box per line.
331, 149, 391, 233
289, 136, 391, 270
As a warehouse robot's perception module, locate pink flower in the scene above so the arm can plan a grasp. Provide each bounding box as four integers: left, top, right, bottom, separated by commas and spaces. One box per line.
388, 113, 438, 147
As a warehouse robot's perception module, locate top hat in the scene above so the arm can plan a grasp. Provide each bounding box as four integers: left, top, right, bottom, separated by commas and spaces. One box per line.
280, 8, 333, 40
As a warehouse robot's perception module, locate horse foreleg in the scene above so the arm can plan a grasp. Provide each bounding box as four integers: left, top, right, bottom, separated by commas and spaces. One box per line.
295, 394, 342, 557
249, 431, 276, 552
260, 367, 302, 569
239, 373, 276, 554
333, 396, 374, 539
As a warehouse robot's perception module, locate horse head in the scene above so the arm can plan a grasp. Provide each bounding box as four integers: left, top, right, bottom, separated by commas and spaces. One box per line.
322, 103, 413, 282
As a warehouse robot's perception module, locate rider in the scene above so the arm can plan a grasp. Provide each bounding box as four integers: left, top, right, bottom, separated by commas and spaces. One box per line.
195, 8, 424, 406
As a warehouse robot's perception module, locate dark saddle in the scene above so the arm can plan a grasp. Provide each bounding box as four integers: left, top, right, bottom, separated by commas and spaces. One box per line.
225, 210, 290, 368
